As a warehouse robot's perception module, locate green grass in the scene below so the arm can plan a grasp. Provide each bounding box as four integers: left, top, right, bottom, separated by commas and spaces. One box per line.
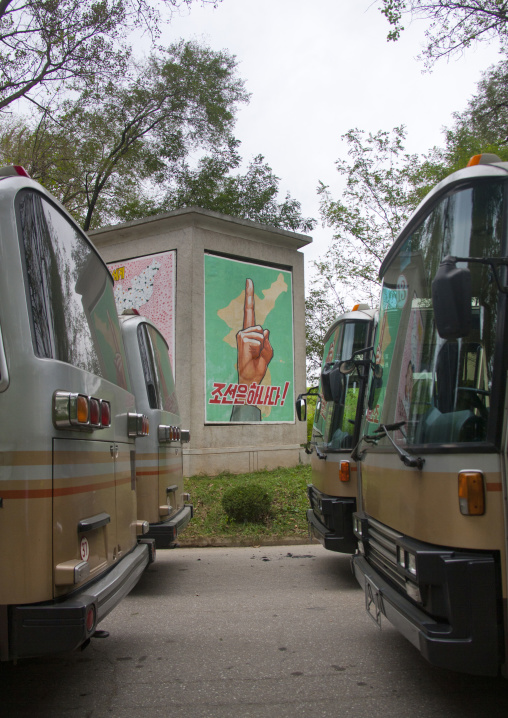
180, 464, 312, 546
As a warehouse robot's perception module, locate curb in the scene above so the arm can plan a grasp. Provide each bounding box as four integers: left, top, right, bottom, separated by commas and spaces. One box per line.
174, 536, 319, 548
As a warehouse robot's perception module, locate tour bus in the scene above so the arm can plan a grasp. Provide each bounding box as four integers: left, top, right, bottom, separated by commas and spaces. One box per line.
119, 311, 193, 548
0, 166, 154, 661
350, 153, 508, 676
298, 306, 375, 552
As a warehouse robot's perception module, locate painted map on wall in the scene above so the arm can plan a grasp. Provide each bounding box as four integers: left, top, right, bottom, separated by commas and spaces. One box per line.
205, 253, 294, 423
108, 251, 176, 371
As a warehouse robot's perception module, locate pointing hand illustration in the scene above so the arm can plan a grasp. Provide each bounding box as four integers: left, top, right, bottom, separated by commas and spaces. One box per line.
236, 278, 274, 386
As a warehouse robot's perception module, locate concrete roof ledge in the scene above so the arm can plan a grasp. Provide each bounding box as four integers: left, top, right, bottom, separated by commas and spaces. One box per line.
88, 206, 313, 251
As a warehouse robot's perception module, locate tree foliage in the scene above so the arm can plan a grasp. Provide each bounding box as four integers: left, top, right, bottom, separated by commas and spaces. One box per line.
379, 1, 508, 66
0, 0, 221, 112
122, 152, 316, 233
0, 41, 248, 230
438, 58, 508, 170
306, 126, 442, 381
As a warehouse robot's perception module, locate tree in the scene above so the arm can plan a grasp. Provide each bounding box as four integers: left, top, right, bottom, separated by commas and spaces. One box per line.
119, 152, 316, 233
0, 0, 222, 112
0, 41, 248, 230
306, 126, 442, 381
378, 1, 508, 67
438, 58, 508, 170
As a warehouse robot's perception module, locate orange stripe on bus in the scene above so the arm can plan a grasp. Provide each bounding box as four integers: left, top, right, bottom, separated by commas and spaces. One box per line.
0, 451, 52, 466
136, 470, 159, 477
487, 483, 503, 492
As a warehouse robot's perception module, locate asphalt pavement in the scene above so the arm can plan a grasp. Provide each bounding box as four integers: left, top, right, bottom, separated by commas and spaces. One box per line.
2, 543, 508, 717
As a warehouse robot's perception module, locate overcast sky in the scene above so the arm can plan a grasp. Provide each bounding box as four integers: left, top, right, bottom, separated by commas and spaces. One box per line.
160, 0, 502, 269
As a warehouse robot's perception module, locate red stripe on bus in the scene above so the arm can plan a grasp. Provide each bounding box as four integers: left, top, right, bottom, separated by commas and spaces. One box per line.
2, 476, 132, 499
0, 488, 53, 499
487, 483, 503, 492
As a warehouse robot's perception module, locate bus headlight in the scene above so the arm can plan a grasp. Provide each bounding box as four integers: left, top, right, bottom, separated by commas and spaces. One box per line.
397, 546, 417, 577
407, 552, 417, 576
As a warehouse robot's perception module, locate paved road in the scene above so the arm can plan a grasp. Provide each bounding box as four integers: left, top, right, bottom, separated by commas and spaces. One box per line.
3, 543, 508, 717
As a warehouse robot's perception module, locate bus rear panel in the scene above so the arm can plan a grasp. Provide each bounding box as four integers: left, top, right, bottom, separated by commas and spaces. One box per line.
0, 171, 151, 661
119, 314, 192, 549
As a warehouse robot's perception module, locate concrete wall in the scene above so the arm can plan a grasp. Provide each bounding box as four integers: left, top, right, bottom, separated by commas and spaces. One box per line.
90, 207, 311, 476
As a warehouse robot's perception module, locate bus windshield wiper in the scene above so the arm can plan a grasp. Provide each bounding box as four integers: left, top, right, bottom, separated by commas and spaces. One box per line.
316, 445, 327, 461
351, 422, 425, 470
351, 430, 384, 462
375, 423, 425, 470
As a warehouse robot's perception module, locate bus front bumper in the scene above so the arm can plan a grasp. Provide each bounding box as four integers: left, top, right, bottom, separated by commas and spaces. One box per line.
9, 542, 151, 660
351, 552, 501, 676
307, 508, 357, 553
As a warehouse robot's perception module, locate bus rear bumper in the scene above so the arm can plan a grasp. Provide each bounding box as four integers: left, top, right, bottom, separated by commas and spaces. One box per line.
9, 542, 150, 660
351, 552, 501, 676
146, 504, 193, 549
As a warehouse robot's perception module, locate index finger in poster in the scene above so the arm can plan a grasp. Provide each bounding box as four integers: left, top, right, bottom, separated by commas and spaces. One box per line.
243, 278, 256, 329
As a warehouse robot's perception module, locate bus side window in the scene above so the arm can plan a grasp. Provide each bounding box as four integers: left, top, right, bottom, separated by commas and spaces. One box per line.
137, 324, 160, 409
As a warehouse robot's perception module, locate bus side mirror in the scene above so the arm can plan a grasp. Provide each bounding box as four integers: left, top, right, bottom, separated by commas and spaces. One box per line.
321, 362, 345, 404
432, 256, 472, 339
296, 395, 307, 422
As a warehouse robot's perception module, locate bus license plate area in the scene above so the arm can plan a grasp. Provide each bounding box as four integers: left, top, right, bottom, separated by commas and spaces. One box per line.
365, 576, 384, 628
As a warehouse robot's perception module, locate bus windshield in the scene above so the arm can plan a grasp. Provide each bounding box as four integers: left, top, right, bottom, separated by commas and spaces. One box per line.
366, 179, 504, 447
314, 318, 370, 451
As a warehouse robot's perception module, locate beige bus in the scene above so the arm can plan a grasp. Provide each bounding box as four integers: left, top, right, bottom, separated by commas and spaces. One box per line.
0, 166, 153, 661
351, 154, 508, 676
119, 312, 192, 548
299, 307, 375, 552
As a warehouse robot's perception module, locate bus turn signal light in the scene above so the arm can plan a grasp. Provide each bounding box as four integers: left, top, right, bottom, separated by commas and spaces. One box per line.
339, 461, 351, 482
458, 470, 485, 515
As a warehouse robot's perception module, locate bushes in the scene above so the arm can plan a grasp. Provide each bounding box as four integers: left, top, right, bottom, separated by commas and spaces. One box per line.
181, 466, 311, 543
221, 482, 272, 523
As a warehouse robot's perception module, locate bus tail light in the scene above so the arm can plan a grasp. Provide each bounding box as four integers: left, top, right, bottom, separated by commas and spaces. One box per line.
158, 425, 188, 443
339, 461, 351, 482
86, 605, 96, 634
458, 470, 485, 515
53, 392, 112, 430
89, 397, 100, 426
101, 400, 111, 427
128, 413, 149, 436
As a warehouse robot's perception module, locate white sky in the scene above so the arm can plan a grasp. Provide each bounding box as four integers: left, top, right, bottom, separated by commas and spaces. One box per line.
159, 0, 502, 270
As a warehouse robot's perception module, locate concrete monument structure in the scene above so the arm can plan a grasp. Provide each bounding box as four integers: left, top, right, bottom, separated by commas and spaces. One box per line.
90, 207, 311, 476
